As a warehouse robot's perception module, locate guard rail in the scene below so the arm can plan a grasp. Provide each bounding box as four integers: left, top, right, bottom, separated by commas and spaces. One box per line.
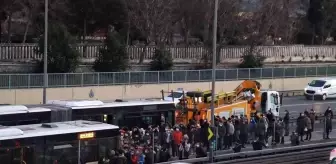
213, 140, 336, 163
212, 148, 329, 164
161, 140, 336, 164
279, 90, 304, 97
287, 111, 335, 126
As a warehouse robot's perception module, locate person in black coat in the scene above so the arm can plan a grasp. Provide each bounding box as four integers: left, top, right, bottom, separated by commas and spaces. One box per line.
325, 107, 334, 118
296, 113, 305, 142
159, 147, 171, 162
195, 143, 207, 158
326, 113, 333, 139
325, 107, 334, 132
144, 149, 154, 164
266, 110, 274, 138
240, 119, 249, 148
201, 120, 210, 150
217, 121, 226, 150
284, 110, 290, 136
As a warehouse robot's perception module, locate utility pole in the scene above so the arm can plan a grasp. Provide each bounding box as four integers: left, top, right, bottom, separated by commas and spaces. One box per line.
43, 0, 48, 104
209, 0, 218, 162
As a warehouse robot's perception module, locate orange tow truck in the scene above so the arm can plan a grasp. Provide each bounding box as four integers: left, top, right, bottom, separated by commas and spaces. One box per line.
162, 80, 281, 125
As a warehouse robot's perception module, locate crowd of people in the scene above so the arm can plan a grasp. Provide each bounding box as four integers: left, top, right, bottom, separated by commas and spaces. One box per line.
100, 108, 334, 164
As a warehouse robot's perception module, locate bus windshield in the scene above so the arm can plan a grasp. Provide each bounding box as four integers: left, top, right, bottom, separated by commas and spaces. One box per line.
309, 80, 326, 87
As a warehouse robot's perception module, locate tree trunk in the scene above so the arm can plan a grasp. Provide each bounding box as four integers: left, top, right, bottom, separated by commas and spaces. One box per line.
203, 23, 209, 43
139, 39, 150, 64
311, 24, 315, 45
184, 29, 189, 58
184, 28, 189, 45
0, 20, 2, 43
126, 16, 130, 46
82, 19, 87, 58
22, 21, 30, 43
7, 12, 12, 43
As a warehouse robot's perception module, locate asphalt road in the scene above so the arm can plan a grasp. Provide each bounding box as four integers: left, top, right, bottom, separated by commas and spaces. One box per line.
280, 96, 336, 117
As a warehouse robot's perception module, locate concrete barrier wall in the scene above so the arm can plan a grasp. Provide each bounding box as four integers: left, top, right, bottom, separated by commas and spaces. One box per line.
2, 44, 336, 64
0, 77, 316, 104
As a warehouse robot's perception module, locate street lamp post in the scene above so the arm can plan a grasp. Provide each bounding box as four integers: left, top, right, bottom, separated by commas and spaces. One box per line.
43, 0, 48, 104
209, 0, 218, 162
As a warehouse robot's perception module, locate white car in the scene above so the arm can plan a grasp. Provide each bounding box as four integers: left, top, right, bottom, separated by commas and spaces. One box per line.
304, 78, 336, 100
330, 148, 336, 162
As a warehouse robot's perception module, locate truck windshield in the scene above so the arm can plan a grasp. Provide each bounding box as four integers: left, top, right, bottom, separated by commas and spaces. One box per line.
309, 80, 326, 87
168, 92, 184, 98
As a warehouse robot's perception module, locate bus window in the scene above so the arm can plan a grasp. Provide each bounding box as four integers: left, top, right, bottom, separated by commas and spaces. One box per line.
142, 117, 152, 125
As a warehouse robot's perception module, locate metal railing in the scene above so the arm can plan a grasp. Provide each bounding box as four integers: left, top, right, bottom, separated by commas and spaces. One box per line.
159, 140, 336, 164
1, 66, 336, 89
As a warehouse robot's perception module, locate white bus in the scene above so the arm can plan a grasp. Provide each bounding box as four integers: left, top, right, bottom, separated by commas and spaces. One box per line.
0, 120, 120, 164
0, 99, 176, 129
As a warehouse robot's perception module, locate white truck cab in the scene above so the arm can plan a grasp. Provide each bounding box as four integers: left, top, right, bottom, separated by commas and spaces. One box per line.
304, 78, 336, 100
260, 90, 281, 117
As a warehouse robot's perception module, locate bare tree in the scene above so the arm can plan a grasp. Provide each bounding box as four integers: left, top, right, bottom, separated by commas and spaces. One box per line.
20, 0, 41, 43
268, 0, 302, 44
223, 0, 300, 45
127, 0, 175, 63
173, 0, 207, 45
0, 0, 22, 43
32, 0, 70, 34
320, 0, 336, 44
217, 0, 242, 44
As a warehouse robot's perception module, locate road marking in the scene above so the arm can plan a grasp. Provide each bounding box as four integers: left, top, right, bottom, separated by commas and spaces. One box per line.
282, 101, 336, 107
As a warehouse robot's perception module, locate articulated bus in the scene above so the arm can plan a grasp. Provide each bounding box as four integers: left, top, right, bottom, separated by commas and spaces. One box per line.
0, 99, 177, 128
0, 120, 120, 164
0, 105, 51, 126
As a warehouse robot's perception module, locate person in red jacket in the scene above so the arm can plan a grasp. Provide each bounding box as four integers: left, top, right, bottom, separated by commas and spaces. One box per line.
172, 127, 183, 157
130, 152, 138, 164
